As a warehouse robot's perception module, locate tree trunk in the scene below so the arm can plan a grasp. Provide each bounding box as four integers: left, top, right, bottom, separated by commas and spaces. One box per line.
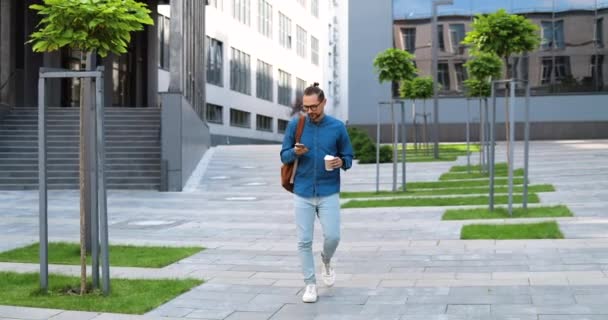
79, 53, 87, 295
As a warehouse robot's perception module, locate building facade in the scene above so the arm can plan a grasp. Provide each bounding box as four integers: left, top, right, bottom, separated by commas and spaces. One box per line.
346, 0, 608, 141
200, 0, 338, 144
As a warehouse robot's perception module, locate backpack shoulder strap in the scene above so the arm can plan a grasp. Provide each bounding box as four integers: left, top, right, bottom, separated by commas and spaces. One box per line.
294, 116, 306, 143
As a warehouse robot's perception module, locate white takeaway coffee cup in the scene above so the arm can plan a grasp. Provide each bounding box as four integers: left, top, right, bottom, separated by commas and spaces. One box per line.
324, 155, 336, 171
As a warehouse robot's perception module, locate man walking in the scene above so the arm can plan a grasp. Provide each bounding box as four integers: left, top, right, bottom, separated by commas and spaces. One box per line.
280, 83, 354, 303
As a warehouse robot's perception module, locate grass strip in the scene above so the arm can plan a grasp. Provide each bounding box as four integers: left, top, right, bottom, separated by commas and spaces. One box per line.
341, 184, 554, 199
443, 205, 572, 220
460, 221, 564, 239
0, 272, 202, 314
341, 194, 539, 208
0, 243, 204, 268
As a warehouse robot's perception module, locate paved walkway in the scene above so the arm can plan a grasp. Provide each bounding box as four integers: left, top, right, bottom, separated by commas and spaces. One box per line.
1, 140, 608, 319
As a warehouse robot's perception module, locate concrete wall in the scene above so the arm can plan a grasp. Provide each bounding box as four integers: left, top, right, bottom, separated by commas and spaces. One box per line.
161, 92, 211, 191
350, 94, 608, 141
347, 0, 393, 126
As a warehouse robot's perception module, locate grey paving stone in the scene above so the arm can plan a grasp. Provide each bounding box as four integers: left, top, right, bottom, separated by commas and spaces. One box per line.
47, 311, 100, 320
223, 312, 273, 320
446, 305, 490, 316
183, 309, 234, 319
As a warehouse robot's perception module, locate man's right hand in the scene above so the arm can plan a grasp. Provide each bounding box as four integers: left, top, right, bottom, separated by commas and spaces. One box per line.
294, 144, 309, 156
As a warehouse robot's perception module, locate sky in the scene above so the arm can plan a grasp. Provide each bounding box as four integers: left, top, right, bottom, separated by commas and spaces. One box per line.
393, 0, 608, 19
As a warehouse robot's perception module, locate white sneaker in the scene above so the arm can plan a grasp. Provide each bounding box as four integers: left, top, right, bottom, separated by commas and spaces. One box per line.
322, 261, 336, 287
302, 284, 318, 303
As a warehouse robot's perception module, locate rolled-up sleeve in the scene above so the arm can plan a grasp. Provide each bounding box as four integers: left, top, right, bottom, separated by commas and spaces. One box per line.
280, 119, 298, 164
338, 125, 354, 171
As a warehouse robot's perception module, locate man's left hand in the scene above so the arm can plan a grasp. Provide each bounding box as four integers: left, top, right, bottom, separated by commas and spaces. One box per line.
329, 157, 343, 169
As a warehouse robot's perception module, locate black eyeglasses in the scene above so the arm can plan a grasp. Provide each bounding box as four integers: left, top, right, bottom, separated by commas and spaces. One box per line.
302, 102, 322, 112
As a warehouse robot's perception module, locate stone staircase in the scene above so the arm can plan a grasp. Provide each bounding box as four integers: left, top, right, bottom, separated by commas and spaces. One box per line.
0, 107, 161, 190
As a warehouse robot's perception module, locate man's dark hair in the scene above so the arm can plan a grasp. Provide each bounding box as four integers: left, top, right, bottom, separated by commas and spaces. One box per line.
291, 82, 325, 116
304, 82, 325, 102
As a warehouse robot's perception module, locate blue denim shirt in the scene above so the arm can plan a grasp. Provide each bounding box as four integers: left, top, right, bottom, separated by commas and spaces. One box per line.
280, 115, 354, 198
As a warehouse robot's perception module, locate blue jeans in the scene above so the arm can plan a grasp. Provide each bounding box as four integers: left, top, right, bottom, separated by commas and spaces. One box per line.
294, 193, 341, 284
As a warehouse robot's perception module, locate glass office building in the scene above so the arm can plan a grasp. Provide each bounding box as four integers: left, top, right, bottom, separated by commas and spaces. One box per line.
393, 0, 608, 96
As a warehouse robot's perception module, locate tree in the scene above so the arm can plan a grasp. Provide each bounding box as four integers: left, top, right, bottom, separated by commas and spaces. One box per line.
462, 9, 540, 168
400, 77, 434, 152
464, 52, 502, 173
29, 0, 153, 295
373, 48, 417, 85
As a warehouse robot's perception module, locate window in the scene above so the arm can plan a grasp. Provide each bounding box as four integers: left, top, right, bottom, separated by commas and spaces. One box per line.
157, 15, 170, 70
258, 0, 272, 38
206, 37, 223, 87
256, 114, 273, 132
230, 48, 251, 95
311, 36, 319, 65
279, 12, 292, 49
278, 119, 289, 133
232, 0, 250, 25
438, 62, 449, 90
454, 63, 467, 90
541, 20, 565, 50
209, 0, 223, 10
597, 18, 604, 48
297, 0, 306, 7
230, 108, 251, 128
541, 56, 570, 84
554, 56, 571, 82
278, 70, 292, 106
591, 55, 604, 89
311, 0, 319, 18
449, 24, 465, 54
297, 26, 307, 58
296, 77, 306, 99
438, 24, 445, 51
541, 57, 553, 84
206, 104, 223, 124
401, 28, 416, 53
256, 60, 273, 101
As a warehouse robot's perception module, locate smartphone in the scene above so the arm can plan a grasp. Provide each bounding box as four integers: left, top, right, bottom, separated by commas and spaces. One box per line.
295, 143, 305, 148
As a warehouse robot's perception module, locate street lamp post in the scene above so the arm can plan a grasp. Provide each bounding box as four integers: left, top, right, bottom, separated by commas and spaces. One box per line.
431, 0, 453, 159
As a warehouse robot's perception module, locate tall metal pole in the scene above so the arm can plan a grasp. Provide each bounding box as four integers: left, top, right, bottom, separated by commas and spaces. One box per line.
489, 82, 496, 211
466, 98, 471, 173
479, 99, 484, 173
391, 102, 398, 192
90, 76, 99, 289
400, 101, 407, 191
507, 80, 516, 216
38, 77, 48, 291
431, 2, 440, 159
523, 80, 531, 209
96, 69, 110, 295
376, 104, 380, 193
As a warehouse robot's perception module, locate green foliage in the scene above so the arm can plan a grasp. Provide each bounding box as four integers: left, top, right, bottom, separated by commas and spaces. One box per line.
373, 48, 417, 83
28, 0, 154, 57
464, 52, 503, 80
462, 9, 540, 61
347, 127, 392, 164
399, 77, 434, 100
463, 52, 502, 98
463, 78, 491, 98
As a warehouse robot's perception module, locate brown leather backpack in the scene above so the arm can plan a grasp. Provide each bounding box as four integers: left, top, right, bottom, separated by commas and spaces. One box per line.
281, 116, 306, 193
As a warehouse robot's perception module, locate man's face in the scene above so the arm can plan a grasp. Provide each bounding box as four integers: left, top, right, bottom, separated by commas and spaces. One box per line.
302, 94, 325, 122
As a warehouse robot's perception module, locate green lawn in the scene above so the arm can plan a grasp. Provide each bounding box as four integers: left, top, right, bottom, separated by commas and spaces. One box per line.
460, 221, 564, 239
0, 272, 202, 314
406, 177, 525, 189
439, 168, 525, 181
443, 205, 572, 220
449, 162, 510, 172
341, 194, 539, 208
388, 144, 481, 162
0, 243, 204, 268
341, 184, 554, 199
